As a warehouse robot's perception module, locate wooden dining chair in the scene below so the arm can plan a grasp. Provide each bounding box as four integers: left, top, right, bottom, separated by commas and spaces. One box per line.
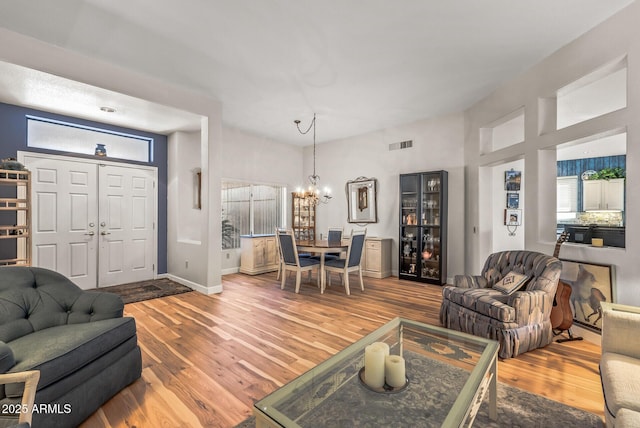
312, 227, 344, 262
325, 227, 344, 260
0, 370, 40, 427
274, 227, 286, 280
277, 229, 321, 293
325, 229, 367, 295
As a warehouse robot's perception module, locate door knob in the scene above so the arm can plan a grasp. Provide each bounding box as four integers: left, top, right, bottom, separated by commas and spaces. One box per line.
84, 231, 95, 236
101, 231, 111, 236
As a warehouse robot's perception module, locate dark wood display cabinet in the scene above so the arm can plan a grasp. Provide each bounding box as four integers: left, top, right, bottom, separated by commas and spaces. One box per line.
399, 171, 447, 284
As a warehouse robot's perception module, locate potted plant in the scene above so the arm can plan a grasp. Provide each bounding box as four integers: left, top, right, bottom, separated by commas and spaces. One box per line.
585, 167, 625, 180
222, 219, 238, 249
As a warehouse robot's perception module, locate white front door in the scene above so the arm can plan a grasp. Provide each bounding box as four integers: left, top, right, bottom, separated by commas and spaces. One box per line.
98, 164, 156, 286
22, 153, 157, 289
27, 155, 99, 289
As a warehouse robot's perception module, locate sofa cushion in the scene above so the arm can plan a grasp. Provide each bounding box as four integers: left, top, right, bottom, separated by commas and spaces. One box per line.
5, 317, 137, 398
600, 352, 640, 418
616, 408, 640, 428
442, 286, 515, 322
493, 271, 529, 295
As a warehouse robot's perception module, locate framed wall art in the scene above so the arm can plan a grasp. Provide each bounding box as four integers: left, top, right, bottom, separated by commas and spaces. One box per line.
506, 192, 519, 209
504, 209, 521, 226
559, 259, 614, 332
346, 176, 378, 223
504, 170, 521, 191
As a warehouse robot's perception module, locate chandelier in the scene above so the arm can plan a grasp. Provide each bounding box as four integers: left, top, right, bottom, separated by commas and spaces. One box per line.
294, 113, 332, 205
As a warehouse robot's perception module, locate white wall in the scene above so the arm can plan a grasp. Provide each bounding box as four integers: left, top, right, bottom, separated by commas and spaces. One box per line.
221, 125, 303, 186
220, 125, 304, 273
464, 1, 640, 311
168, 131, 207, 285
308, 113, 466, 281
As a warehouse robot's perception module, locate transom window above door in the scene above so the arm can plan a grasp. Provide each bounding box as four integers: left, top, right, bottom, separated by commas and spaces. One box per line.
27, 116, 153, 162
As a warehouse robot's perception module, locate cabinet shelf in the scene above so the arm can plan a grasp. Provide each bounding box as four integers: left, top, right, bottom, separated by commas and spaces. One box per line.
0, 168, 31, 266
292, 192, 316, 240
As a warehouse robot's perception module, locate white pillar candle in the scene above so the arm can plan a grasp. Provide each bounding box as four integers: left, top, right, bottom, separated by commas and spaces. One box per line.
385, 355, 406, 388
377, 342, 390, 357
364, 343, 386, 388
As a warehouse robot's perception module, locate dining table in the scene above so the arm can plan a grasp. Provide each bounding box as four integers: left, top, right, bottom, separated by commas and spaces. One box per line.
296, 239, 349, 293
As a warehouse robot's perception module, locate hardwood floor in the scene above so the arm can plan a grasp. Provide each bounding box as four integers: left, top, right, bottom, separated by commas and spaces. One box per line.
80, 272, 604, 427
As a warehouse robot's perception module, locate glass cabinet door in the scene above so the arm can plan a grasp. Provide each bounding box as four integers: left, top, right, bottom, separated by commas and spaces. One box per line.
420, 226, 441, 281
400, 225, 419, 277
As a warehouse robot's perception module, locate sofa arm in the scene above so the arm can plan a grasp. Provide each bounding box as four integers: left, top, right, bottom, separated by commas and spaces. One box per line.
68, 291, 125, 324
509, 290, 550, 325
602, 302, 640, 359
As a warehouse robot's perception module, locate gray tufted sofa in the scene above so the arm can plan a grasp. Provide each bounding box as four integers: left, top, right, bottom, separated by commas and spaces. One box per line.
0, 267, 142, 427
439, 250, 561, 359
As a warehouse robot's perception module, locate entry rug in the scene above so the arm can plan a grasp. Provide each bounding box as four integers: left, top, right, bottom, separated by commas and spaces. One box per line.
90, 278, 193, 304
236, 355, 603, 428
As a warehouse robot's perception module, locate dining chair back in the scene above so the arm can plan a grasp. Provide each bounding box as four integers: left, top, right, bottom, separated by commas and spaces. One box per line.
325, 229, 367, 295
276, 229, 321, 293
278, 231, 298, 266
346, 231, 366, 267
327, 227, 343, 243
326, 227, 344, 260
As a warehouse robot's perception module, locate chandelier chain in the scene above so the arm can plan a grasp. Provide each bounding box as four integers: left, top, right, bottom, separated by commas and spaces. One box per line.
293, 113, 330, 205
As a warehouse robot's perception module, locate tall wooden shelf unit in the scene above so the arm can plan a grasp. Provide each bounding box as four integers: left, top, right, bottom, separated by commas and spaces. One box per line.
399, 170, 447, 285
0, 169, 31, 266
291, 193, 316, 240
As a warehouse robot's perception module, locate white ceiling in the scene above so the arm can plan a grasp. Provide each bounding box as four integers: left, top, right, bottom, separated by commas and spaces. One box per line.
0, 1, 635, 145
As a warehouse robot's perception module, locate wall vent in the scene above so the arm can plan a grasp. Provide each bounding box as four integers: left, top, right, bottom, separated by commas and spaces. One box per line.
389, 140, 413, 151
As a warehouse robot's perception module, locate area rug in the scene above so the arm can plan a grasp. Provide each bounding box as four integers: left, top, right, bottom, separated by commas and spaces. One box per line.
235, 353, 603, 428
91, 278, 193, 304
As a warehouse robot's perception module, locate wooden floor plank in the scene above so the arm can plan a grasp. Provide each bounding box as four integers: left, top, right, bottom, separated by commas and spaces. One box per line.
80, 272, 605, 427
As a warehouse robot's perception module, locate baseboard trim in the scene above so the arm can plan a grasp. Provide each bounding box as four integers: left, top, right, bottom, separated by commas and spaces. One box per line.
222, 267, 240, 275
165, 274, 222, 295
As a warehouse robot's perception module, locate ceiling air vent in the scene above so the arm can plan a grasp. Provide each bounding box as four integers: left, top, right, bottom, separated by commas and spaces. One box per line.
389, 140, 413, 151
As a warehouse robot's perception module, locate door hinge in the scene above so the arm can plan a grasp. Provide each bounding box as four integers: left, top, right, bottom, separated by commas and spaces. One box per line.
153, 264, 155, 272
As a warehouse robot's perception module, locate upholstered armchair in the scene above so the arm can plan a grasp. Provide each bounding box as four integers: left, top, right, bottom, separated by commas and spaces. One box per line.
439, 250, 562, 359
0, 266, 141, 428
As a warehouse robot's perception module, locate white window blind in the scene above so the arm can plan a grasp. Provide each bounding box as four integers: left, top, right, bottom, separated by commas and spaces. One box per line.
221, 181, 286, 249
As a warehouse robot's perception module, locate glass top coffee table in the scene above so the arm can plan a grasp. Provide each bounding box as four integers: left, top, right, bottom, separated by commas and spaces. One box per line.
254, 317, 499, 427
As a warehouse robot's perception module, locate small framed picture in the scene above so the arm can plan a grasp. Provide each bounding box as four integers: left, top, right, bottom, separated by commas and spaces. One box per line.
506, 192, 519, 209
505, 170, 521, 191
504, 209, 522, 226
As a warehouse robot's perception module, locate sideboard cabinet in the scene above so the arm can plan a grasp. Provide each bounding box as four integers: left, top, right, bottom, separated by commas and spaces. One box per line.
361, 237, 392, 278
240, 234, 279, 275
